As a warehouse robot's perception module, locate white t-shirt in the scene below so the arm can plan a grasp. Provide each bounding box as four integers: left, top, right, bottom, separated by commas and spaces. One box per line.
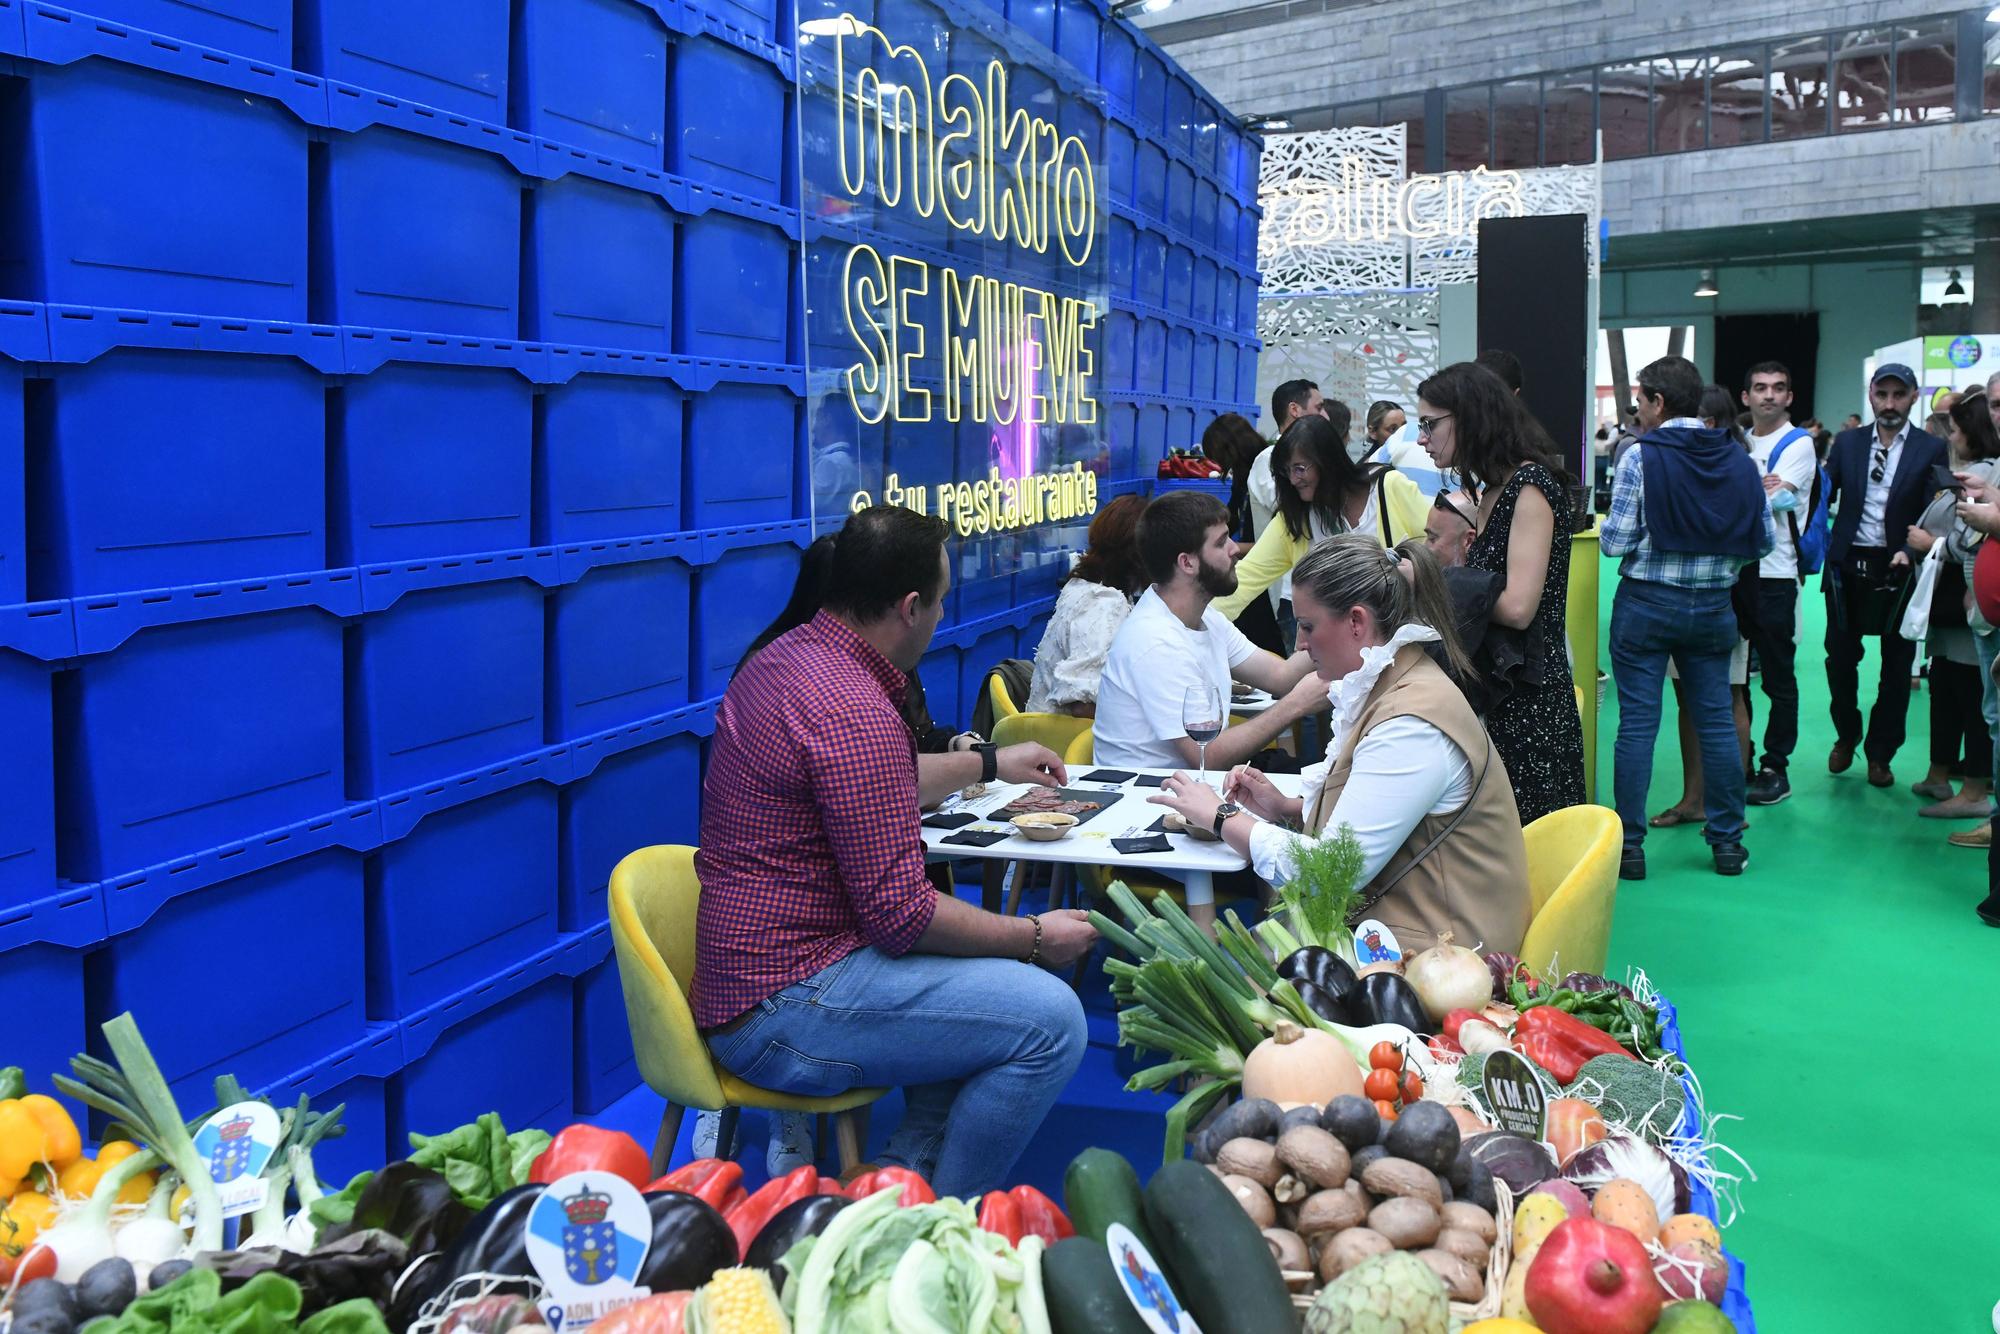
1248, 443, 1280, 538
1094, 587, 1257, 769
1747, 423, 1818, 581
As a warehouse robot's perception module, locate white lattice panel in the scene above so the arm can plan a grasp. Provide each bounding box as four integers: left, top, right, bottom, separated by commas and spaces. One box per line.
1257, 125, 1408, 294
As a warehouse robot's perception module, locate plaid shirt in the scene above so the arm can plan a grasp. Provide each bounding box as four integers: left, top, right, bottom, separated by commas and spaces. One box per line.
1601, 436, 1775, 589
690, 612, 938, 1027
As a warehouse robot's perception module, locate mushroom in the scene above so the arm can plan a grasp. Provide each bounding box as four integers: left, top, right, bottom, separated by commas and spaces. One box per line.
1215, 1138, 1284, 1190
1295, 1187, 1368, 1241
1317, 1227, 1393, 1282
1219, 1173, 1277, 1229
1276, 1125, 1351, 1191
1262, 1227, 1310, 1278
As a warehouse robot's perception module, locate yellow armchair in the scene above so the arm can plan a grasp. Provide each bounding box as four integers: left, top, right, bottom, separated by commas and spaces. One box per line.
992, 711, 1091, 760
986, 672, 1022, 725
609, 845, 886, 1173
1519, 805, 1621, 978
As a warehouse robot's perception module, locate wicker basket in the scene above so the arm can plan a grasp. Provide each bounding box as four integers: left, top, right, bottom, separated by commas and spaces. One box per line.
1286, 1180, 1516, 1324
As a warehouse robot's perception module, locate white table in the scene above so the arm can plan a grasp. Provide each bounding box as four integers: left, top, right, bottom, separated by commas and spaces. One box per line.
922, 768, 1304, 891
1227, 688, 1277, 716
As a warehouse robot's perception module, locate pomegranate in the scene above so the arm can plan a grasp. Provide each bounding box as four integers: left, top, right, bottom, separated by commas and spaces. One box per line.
1524, 1217, 1664, 1334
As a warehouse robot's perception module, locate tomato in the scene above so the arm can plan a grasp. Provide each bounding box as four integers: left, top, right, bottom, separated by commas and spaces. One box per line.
1372, 1099, 1399, 1122
1368, 1041, 1403, 1072
1363, 1068, 1400, 1102
1401, 1071, 1424, 1103
0, 1242, 58, 1287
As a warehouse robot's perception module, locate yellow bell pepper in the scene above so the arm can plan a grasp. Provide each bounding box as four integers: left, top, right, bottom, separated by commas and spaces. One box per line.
17, 1097, 81, 1168
1, 1190, 58, 1251
0, 1102, 50, 1180
56, 1156, 104, 1201
96, 1140, 144, 1170
116, 1171, 157, 1207
170, 1183, 191, 1226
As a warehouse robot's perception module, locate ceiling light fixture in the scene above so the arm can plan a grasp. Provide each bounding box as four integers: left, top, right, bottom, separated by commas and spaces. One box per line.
1111, 0, 1174, 17
1945, 268, 1967, 297
1244, 114, 1293, 132
798, 14, 862, 36
1987, 4, 2000, 21
1693, 268, 1719, 298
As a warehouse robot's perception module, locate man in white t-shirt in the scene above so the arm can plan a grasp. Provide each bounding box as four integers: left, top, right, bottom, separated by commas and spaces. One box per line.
1095, 491, 1325, 928
1740, 360, 1817, 807
1247, 380, 1325, 540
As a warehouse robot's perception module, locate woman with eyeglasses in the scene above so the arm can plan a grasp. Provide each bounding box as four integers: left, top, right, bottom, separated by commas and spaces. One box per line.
1211, 405, 1430, 637
1415, 361, 1586, 823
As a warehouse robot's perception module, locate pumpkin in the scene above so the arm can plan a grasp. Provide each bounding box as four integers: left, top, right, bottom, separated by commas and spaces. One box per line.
1242, 1020, 1365, 1108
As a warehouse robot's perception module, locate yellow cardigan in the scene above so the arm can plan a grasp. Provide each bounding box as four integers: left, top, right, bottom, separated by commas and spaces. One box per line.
1214, 469, 1431, 621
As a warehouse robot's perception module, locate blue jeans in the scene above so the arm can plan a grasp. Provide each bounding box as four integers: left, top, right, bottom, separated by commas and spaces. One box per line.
707, 946, 1088, 1197
1611, 579, 1746, 851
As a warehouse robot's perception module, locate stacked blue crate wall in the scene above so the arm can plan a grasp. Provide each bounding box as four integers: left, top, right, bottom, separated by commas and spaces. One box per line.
0, 0, 1256, 1130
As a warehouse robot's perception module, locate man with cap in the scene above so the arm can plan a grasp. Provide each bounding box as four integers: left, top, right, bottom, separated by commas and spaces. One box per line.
1823, 363, 1949, 786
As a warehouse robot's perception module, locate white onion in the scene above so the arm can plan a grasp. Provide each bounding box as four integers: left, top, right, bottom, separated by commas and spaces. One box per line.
35, 1221, 117, 1283
114, 1217, 188, 1289
1403, 932, 1492, 1022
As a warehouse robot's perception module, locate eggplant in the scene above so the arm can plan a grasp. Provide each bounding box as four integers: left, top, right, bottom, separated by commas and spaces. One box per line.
1358, 971, 1433, 1035
744, 1194, 850, 1272
391, 1182, 545, 1323
638, 1191, 739, 1291
1558, 971, 1634, 1000
1291, 979, 1362, 1027
1276, 947, 1360, 1005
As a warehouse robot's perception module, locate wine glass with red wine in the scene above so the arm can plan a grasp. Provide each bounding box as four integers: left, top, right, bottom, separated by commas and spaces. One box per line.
1183, 684, 1224, 787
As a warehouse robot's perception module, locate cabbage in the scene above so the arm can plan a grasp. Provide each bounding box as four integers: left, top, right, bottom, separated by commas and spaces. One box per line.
1462, 1131, 1557, 1195
1561, 1134, 1691, 1220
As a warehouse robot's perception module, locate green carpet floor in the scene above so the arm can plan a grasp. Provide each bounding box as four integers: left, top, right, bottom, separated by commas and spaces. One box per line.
1594, 556, 1999, 1332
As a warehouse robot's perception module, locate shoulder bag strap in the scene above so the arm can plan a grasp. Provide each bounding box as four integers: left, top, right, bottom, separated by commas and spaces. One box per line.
1349, 731, 1494, 922
1375, 467, 1393, 544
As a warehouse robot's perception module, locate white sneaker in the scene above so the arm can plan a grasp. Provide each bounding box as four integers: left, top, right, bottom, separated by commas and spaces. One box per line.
765, 1111, 816, 1177
692, 1109, 722, 1160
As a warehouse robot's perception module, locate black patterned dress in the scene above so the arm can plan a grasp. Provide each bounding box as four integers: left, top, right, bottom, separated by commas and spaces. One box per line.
1467, 463, 1587, 823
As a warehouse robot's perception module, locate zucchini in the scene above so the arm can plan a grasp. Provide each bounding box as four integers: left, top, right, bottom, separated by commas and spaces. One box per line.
1041, 1237, 1153, 1334
1142, 1160, 1295, 1334
1063, 1149, 1157, 1254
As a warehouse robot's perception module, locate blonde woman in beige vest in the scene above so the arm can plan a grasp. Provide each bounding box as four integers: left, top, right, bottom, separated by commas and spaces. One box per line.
1149, 533, 1531, 956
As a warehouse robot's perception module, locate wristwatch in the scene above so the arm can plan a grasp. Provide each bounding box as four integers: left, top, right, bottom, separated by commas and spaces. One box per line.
973, 742, 998, 784
1212, 801, 1242, 838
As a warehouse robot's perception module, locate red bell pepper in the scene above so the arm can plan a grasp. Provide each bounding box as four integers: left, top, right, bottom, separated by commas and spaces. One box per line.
1513, 1006, 1637, 1084
724, 1165, 820, 1255
644, 1158, 744, 1213
530, 1124, 652, 1191
1008, 1185, 1073, 1244
977, 1191, 1023, 1244
868, 1166, 935, 1206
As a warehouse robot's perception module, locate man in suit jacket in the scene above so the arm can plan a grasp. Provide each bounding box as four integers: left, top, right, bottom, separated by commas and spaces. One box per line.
1823, 363, 1948, 786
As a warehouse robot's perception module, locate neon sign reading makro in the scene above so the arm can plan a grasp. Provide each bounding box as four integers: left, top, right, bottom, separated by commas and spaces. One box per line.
825, 17, 1101, 433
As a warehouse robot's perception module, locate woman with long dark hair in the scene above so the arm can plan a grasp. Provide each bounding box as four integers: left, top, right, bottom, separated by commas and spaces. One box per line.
1024, 493, 1149, 716
1211, 406, 1429, 627
1415, 361, 1585, 822
1204, 411, 1268, 540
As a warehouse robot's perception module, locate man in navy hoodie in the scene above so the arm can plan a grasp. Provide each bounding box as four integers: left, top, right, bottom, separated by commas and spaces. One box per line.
1603, 356, 1775, 881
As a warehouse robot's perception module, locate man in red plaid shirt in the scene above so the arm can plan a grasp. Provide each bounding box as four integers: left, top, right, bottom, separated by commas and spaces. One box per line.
693, 505, 1096, 1196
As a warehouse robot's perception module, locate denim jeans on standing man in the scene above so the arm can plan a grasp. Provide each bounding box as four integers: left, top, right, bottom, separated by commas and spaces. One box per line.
1611, 578, 1748, 852
707, 945, 1088, 1197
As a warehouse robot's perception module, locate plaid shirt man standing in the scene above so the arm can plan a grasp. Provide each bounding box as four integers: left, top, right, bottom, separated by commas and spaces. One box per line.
691, 505, 1095, 1198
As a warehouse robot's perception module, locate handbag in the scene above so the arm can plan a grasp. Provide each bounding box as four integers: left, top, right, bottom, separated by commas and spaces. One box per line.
1898, 542, 1946, 642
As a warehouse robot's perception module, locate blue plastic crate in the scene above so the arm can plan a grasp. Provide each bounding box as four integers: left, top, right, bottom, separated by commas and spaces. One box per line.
1166, 161, 1193, 238
1098, 22, 1134, 117
1238, 206, 1260, 270
573, 929, 636, 1112
957, 622, 1015, 720
258, 1025, 403, 1192
691, 537, 801, 699
1234, 129, 1259, 198
0, 62, 307, 319
1166, 325, 1192, 398
512, 0, 670, 167
1191, 333, 1216, 400
0, 886, 101, 1117
1238, 276, 1258, 334
57, 609, 345, 882
394, 958, 575, 1143
1237, 344, 1258, 403
1165, 243, 1193, 307
28, 349, 325, 599
1106, 401, 1136, 478
298, 0, 508, 122
1102, 120, 1134, 210
1134, 48, 1165, 133
915, 644, 959, 732
1191, 256, 1217, 326
1005, 0, 1054, 50
1106, 216, 1134, 303
1135, 318, 1166, 395
1193, 179, 1218, 249
349, 579, 547, 796
1167, 404, 1193, 452
679, 212, 793, 361
669, 34, 789, 202
87, 849, 366, 1112
806, 397, 887, 524
1166, 75, 1193, 158
1055, 0, 1097, 81
1103, 311, 1135, 393
1134, 142, 1166, 225
685, 382, 798, 527
688, 0, 780, 43
1136, 404, 1166, 468
1133, 229, 1166, 309
560, 732, 702, 929
331, 364, 532, 564
1216, 269, 1239, 334
537, 376, 684, 543
368, 782, 558, 1018
525, 174, 675, 350
0, 358, 20, 607
954, 536, 1013, 622
1217, 194, 1240, 260
72, 0, 290, 62
548, 553, 693, 740
1215, 340, 1237, 404
314, 128, 521, 337
1191, 102, 1219, 178
0, 639, 54, 911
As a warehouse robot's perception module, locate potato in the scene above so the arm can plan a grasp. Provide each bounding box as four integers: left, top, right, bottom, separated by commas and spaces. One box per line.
1297, 1187, 1369, 1239
1367, 1196, 1442, 1249
1439, 1201, 1497, 1245
1434, 1226, 1491, 1268
1416, 1248, 1484, 1303
1591, 1177, 1660, 1245
1317, 1226, 1393, 1282
1216, 1138, 1284, 1189
1359, 1156, 1443, 1207
1219, 1173, 1277, 1229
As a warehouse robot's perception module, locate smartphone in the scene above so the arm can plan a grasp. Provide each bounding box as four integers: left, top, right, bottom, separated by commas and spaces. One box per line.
1933, 464, 1966, 495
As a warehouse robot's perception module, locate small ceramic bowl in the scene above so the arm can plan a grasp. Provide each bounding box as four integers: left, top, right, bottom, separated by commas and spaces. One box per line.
1011, 812, 1078, 841
1160, 811, 1221, 842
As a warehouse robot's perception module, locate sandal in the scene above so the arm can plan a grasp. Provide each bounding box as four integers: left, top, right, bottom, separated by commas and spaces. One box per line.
1648, 806, 1702, 828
